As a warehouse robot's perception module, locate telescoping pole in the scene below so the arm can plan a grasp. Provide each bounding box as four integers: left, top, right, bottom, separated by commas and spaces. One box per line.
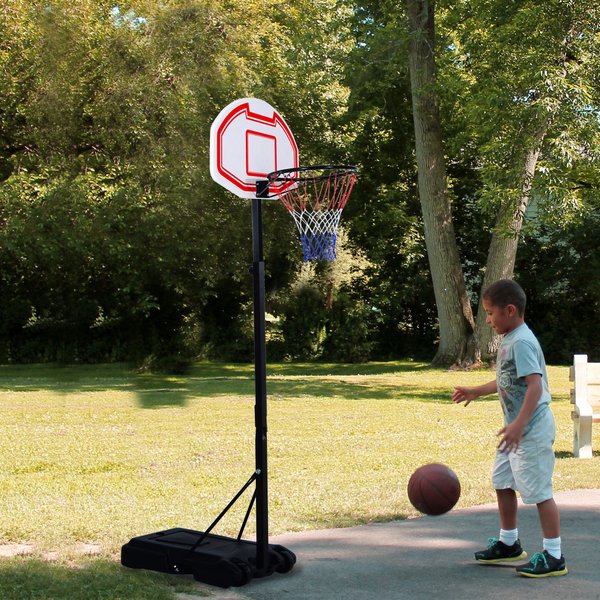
251, 195, 269, 574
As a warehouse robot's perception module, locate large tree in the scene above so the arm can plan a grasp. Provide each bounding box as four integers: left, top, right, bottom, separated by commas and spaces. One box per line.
404, 0, 600, 365
405, 0, 475, 365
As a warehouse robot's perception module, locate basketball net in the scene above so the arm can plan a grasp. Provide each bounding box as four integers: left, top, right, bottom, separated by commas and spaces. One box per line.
268, 166, 357, 262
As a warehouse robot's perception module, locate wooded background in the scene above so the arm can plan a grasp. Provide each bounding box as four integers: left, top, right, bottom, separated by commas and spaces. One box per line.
1, 0, 598, 369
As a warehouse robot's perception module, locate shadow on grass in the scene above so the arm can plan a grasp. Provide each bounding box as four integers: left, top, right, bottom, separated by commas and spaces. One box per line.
131, 377, 451, 407
0, 364, 198, 409
0, 557, 206, 600
0, 361, 491, 408
555, 450, 600, 459
131, 376, 197, 409
266, 380, 449, 402
263, 361, 433, 377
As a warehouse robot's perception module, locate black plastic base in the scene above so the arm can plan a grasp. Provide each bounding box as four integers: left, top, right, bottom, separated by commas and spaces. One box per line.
121, 528, 296, 588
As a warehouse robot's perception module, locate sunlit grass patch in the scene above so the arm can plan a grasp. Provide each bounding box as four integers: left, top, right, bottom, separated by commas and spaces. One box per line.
0, 361, 595, 598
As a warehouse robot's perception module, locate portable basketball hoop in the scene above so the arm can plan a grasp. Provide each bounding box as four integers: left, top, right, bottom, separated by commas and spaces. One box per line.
262, 165, 357, 262
122, 99, 357, 588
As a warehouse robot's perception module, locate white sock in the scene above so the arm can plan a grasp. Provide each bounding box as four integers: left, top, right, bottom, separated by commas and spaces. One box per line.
543, 537, 562, 559
499, 528, 518, 546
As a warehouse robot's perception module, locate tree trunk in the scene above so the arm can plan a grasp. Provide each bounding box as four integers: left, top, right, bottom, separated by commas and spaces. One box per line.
473, 118, 550, 363
406, 0, 474, 366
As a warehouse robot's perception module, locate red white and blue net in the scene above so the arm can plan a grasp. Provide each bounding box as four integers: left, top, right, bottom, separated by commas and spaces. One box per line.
267, 166, 357, 262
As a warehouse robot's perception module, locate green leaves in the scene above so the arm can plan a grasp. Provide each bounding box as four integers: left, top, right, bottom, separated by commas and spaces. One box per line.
0, 0, 360, 364
1, 0, 598, 365
443, 0, 600, 222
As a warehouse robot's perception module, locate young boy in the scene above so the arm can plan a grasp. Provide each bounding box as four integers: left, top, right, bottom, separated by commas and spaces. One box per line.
452, 279, 568, 578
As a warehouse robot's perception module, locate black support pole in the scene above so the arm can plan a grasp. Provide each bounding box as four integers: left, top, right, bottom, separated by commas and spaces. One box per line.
119, 179, 296, 588
251, 195, 269, 574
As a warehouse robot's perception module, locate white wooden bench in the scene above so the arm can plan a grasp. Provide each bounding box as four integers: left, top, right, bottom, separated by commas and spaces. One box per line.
570, 354, 600, 458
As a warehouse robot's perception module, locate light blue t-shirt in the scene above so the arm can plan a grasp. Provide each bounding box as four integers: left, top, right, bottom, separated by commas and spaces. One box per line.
496, 323, 551, 433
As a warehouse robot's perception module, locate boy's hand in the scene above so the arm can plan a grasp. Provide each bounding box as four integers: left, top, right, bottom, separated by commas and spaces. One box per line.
497, 421, 525, 453
452, 386, 478, 407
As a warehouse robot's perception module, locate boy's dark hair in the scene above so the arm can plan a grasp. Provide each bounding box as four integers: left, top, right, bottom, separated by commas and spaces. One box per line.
483, 279, 526, 316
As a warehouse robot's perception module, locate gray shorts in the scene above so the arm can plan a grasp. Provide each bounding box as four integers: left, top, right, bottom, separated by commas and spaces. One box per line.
492, 407, 555, 504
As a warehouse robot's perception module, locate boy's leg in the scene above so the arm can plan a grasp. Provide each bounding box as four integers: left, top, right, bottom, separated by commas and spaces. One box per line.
516, 505, 567, 579
537, 497, 560, 539
512, 412, 567, 577
536, 497, 564, 563
497, 488, 518, 530
515, 509, 566, 576
474, 486, 527, 563
475, 449, 527, 564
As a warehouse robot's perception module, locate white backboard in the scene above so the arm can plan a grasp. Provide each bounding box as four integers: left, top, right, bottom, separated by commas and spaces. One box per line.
210, 98, 299, 199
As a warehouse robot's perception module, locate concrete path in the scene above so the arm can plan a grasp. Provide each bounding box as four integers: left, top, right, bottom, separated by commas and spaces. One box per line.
194, 489, 600, 600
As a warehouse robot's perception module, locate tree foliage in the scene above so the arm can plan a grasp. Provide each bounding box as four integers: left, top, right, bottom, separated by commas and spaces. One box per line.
443, 0, 600, 362
0, 0, 357, 365
347, 0, 600, 366
0, 0, 599, 367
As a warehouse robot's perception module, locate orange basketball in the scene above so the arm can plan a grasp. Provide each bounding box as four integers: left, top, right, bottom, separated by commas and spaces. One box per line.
407, 463, 461, 516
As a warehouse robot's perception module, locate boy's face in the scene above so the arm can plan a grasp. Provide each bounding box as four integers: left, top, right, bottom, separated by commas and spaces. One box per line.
482, 298, 521, 335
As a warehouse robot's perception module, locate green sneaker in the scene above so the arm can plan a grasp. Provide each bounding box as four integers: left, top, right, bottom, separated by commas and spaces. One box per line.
516, 550, 568, 578
475, 537, 527, 563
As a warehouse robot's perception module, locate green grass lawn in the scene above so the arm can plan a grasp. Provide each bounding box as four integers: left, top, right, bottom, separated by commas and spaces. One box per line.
0, 361, 597, 599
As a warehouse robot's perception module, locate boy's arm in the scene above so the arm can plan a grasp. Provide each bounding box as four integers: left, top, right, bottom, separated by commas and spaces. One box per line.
452, 380, 497, 407
496, 373, 542, 453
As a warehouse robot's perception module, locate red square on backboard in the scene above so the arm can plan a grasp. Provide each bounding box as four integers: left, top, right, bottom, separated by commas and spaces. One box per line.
246, 131, 278, 179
